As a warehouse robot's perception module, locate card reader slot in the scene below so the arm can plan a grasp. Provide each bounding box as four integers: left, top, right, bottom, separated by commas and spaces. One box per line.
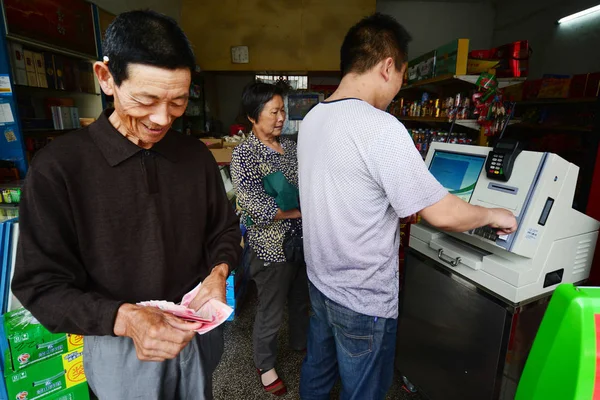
488, 182, 519, 195
538, 197, 554, 226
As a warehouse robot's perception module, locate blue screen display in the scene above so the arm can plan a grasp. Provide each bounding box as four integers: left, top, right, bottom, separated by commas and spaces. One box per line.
429, 151, 486, 202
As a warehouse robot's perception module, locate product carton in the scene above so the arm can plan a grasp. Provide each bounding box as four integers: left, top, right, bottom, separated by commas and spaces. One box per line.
200, 138, 223, 149
5, 348, 89, 400
435, 39, 469, 77
210, 148, 233, 165
32, 52, 48, 89
226, 274, 235, 321
407, 50, 436, 84
9, 42, 28, 86
23, 50, 38, 87
3, 308, 83, 371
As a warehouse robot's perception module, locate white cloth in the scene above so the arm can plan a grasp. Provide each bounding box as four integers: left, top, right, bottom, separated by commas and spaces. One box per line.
297, 99, 447, 319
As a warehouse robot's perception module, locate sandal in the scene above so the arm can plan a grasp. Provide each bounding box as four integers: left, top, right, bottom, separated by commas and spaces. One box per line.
257, 368, 287, 396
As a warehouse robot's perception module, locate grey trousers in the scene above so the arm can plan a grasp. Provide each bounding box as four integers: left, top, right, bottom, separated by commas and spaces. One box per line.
83, 326, 224, 400
250, 248, 309, 370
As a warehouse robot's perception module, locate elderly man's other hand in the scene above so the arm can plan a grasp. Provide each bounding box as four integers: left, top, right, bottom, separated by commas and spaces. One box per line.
113, 304, 202, 362
188, 263, 229, 311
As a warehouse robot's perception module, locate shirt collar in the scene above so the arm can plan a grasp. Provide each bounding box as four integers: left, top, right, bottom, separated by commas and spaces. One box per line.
89, 109, 180, 167
248, 132, 283, 155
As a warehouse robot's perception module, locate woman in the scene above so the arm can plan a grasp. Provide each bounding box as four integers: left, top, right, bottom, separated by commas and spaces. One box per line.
230, 82, 309, 396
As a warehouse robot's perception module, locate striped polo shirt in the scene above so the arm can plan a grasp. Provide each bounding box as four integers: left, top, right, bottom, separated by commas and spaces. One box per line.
297, 98, 447, 319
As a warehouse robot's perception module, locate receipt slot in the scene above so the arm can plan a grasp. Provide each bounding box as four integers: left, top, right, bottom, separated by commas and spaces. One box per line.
396, 143, 600, 400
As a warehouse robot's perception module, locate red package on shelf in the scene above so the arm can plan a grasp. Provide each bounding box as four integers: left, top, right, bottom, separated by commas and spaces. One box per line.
585, 72, 600, 97
469, 41, 531, 78
569, 74, 589, 98
522, 79, 542, 100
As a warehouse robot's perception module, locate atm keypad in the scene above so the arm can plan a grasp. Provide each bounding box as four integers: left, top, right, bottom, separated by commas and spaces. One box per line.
488, 153, 505, 176
473, 226, 499, 242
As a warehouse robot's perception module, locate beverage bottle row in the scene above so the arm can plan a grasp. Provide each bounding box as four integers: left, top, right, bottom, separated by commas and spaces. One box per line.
407, 128, 474, 159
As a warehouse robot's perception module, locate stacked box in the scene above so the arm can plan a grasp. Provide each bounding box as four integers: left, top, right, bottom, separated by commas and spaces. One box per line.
407, 50, 436, 84
226, 273, 235, 321
435, 39, 470, 77
4, 348, 89, 400
2, 308, 89, 400
3, 308, 83, 371
0, 315, 9, 399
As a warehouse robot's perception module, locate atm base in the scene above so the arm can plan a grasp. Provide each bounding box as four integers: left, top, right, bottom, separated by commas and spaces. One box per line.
396, 248, 551, 400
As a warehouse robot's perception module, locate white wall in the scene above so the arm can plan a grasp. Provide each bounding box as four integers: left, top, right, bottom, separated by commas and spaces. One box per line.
493, 0, 600, 78
376, 1, 495, 59
92, 0, 182, 22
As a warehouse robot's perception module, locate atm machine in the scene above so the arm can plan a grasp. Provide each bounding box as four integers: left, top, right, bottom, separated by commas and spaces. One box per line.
395, 141, 600, 400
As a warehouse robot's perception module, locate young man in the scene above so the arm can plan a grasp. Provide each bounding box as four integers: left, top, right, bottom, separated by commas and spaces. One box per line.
297, 13, 517, 400
12, 10, 241, 399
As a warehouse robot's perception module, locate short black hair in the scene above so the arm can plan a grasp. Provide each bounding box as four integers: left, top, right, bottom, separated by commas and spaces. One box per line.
241, 81, 284, 123
103, 10, 196, 86
340, 13, 412, 77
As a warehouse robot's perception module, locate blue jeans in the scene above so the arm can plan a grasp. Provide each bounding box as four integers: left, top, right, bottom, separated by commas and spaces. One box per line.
300, 281, 398, 400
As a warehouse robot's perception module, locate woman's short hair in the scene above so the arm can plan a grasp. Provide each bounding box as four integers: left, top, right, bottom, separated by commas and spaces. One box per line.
241, 81, 284, 122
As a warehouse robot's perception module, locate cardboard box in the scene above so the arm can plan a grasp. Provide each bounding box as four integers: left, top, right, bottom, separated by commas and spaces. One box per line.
467, 59, 499, 75
502, 83, 524, 102
469, 41, 530, 78
47, 382, 90, 400
3, 308, 84, 371
5, 348, 89, 400
538, 76, 571, 99
200, 138, 223, 149
407, 50, 436, 84
522, 79, 542, 100
435, 39, 469, 77
210, 148, 233, 164
222, 140, 241, 149
568, 74, 588, 98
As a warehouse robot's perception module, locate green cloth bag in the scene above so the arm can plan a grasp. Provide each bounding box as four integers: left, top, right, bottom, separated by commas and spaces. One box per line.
262, 171, 299, 211
244, 171, 299, 227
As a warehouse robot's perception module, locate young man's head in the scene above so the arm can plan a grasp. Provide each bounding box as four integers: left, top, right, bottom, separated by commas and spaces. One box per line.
94, 10, 195, 148
340, 13, 412, 110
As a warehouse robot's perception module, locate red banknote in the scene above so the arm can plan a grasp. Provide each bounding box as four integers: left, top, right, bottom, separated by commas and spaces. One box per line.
137, 281, 233, 334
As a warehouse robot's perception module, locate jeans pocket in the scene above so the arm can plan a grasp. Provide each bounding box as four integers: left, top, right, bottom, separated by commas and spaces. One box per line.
327, 301, 374, 358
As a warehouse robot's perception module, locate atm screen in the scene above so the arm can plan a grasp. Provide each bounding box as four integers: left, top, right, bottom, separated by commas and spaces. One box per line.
429, 151, 486, 202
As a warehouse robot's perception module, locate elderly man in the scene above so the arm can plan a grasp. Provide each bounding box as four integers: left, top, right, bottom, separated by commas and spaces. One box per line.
12, 10, 240, 399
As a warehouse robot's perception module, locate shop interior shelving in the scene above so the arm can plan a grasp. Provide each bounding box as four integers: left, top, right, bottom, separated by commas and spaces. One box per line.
397, 74, 526, 145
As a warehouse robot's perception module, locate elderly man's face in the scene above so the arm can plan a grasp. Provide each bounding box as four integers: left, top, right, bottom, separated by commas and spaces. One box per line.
111, 64, 191, 148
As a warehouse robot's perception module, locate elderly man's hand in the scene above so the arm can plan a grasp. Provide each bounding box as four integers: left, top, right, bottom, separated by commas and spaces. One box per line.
113, 304, 202, 362
188, 263, 229, 311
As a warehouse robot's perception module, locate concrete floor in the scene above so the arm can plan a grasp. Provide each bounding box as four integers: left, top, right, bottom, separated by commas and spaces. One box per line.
213, 284, 425, 400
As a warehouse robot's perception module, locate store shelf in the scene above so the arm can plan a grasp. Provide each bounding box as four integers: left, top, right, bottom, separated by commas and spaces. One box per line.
398, 116, 480, 130
398, 116, 449, 123
511, 123, 593, 133
14, 85, 100, 97
516, 97, 598, 106
399, 116, 522, 132
23, 129, 78, 137
401, 74, 526, 91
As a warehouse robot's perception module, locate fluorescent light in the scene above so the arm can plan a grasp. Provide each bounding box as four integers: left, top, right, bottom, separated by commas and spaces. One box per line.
558, 4, 600, 24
